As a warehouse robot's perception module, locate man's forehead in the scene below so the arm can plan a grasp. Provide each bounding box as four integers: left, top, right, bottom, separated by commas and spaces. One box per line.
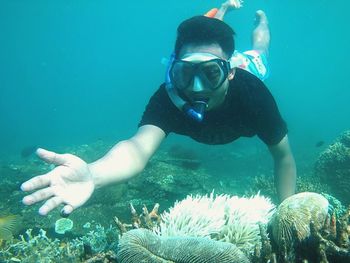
179, 43, 226, 59
181, 53, 221, 62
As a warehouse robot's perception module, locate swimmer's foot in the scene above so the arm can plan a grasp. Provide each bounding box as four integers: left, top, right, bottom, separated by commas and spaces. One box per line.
230, 0, 244, 9
225, 0, 243, 10
214, 0, 243, 20
255, 10, 268, 26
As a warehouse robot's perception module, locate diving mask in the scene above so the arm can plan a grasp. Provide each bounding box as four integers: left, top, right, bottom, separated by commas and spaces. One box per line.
169, 53, 230, 91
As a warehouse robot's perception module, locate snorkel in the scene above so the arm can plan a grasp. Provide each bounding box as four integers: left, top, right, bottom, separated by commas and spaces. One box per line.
165, 52, 208, 122
182, 100, 208, 121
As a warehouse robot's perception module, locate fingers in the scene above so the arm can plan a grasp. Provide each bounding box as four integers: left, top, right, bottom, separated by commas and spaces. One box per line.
22, 187, 54, 205
36, 148, 68, 166
21, 173, 51, 192
61, 204, 74, 217
22, 148, 70, 192
38, 196, 63, 216
22, 184, 76, 216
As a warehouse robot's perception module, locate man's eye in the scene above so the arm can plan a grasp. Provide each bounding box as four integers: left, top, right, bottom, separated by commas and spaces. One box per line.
203, 67, 221, 78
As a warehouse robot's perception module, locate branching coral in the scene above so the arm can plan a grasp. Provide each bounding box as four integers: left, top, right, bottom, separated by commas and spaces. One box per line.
0, 224, 119, 262
0, 229, 83, 262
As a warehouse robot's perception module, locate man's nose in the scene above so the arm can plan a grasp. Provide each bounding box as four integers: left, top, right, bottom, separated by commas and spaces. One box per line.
192, 76, 205, 92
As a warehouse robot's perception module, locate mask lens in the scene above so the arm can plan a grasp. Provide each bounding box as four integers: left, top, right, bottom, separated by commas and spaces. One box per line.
170, 61, 194, 90
199, 60, 226, 89
170, 59, 229, 91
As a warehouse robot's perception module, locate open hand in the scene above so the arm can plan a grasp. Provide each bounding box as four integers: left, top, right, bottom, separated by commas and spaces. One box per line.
21, 148, 94, 216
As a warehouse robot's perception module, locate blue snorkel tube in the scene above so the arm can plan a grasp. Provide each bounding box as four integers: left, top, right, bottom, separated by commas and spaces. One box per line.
182, 100, 207, 122
165, 52, 207, 122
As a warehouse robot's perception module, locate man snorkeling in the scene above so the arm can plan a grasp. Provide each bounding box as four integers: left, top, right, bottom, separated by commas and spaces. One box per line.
21, 2, 296, 216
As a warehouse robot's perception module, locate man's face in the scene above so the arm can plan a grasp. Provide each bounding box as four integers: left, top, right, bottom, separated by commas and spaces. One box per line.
176, 43, 232, 111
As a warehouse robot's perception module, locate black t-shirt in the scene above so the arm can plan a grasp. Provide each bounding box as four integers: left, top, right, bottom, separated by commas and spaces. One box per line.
138, 68, 287, 145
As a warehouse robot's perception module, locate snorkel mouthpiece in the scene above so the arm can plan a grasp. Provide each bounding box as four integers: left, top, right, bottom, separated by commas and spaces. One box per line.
183, 100, 208, 122
165, 52, 209, 122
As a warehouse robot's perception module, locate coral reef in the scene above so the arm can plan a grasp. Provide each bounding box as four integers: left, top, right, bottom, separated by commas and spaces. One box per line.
128, 150, 212, 202
78, 224, 119, 254
0, 223, 119, 262
0, 215, 19, 240
55, 218, 73, 234
116, 191, 350, 263
322, 193, 347, 218
158, 193, 228, 237
246, 172, 331, 204
3, 136, 350, 262
216, 194, 275, 256
114, 203, 161, 234
315, 130, 350, 203
158, 192, 275, 256
83, 250, 117, 263
166, 144, 202, 170
0, 228, 83, 262
270, 192, 329, 248
270, 192, 350, 262
308, 209, 350, 262
245, 174, 278, 202
117, 228, 250, 263
115, 192, 275, 261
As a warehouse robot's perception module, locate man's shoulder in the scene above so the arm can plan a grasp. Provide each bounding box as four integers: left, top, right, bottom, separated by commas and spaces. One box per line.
139, 83, 179, 134
228, 68, 277, 113
233, 68, 265, 85
146, 83, 172, 106
151, 83, 168, 97
229, 68, 267, 97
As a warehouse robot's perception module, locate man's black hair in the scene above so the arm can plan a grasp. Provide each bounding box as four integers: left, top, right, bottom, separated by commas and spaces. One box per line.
174, 16, 235, 59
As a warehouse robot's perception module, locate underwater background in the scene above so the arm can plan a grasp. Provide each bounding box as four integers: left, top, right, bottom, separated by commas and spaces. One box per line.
1, 0, 349, 159
0, 0, 350, 262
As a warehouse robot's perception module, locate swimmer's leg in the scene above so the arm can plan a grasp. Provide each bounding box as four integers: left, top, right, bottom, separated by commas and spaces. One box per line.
252, 10, 270, 56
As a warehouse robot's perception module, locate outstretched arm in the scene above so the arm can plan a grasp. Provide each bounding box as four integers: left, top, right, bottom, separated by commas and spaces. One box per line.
21, 124, 165, 215
268, 135, 297, 202
90, 125, 165, 188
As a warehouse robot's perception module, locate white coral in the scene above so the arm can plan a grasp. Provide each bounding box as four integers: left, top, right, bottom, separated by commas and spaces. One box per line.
156, 192, 275, 256
218, 194, 275, 255
157, 192, 228, 237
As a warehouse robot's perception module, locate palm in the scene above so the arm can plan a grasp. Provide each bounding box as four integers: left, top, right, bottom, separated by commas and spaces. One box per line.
49, 163, 94, 207
21, 149, 95, 215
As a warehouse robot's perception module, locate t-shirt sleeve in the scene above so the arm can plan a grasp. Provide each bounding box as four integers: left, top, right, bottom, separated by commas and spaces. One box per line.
252, 82, 288, 145
138, 84, 177, 135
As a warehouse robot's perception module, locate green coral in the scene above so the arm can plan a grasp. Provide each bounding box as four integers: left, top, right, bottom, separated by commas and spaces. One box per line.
55, 218, 73, 234
321, 193, 346, 218
79, 224, 119, 253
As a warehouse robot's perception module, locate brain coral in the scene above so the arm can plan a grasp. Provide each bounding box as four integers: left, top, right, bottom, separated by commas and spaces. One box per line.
270, 192, 329, 247
117, 228, 250, 263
